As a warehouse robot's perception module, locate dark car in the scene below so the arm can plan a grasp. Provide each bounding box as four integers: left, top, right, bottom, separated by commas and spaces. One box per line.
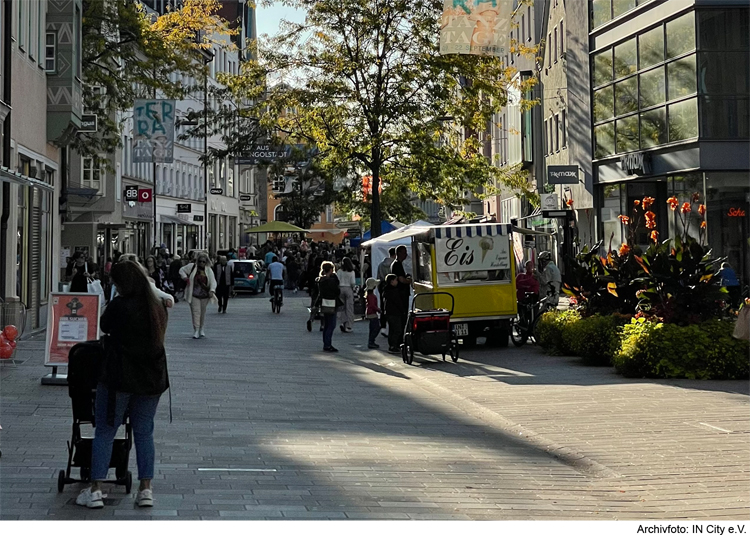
232, 260, 266, 294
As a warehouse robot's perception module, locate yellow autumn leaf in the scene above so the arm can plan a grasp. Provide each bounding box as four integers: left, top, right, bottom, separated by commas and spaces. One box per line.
607, 283, 618, 297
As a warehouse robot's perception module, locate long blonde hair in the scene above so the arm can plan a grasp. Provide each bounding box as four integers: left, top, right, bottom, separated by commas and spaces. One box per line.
319, 261, 335, 277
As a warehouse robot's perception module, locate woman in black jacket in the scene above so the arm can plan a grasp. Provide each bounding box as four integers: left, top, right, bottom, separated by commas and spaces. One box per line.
76, 261, 169, 509
316, 261, 341, 352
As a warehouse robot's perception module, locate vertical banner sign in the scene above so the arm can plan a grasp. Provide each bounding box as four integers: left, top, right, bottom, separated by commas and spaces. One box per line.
440, 1, 512, 57
133, 99, 176, 163
45, 293, 102, 366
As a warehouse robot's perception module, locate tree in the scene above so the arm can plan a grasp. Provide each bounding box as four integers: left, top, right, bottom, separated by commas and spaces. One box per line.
74, 0, 235, 161
198, 0, 540, 236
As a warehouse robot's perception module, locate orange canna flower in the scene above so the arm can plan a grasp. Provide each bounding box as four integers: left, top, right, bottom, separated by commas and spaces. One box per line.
680, 202, 691, 214
698, 204, 706, 216
566, 198, 574, 207
667, 196, 679, 211
644, 211, 657, 229
618, 215, 630, 225
642, 196, 655, 210
633, 199, 641, 207
691, 192, 701, 203
650, 230, 659, 243
619, 243, 631, 256
700, 220, 707, 229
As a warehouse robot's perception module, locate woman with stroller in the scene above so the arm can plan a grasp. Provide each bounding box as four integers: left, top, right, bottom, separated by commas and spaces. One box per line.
316, 261, 341, 352
76, 260, 169, 509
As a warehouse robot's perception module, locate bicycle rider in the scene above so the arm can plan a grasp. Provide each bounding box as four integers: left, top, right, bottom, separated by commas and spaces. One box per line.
267, 256, 286, 305
538, 251, 561, 307
516, 261, 540, 302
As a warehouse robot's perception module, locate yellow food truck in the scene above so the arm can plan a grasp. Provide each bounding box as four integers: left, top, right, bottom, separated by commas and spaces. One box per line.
409, 223, 517, 347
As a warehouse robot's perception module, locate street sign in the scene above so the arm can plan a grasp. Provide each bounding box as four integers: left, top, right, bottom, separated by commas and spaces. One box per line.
547, 165, 579, 185
540, 193, 559, 211
234, 145, 293, 165
124, 185, 138, 201
79, 114, 98, 133
176, 204, 192, 213
209, 188, 223, 195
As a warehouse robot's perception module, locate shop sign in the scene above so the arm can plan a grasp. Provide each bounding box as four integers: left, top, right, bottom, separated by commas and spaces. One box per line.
176, 204, 192, 213
210, 188, 223, 195
239, 194, 252, 201
547, 165, 578, 185
79, 114, 98, 133
727, 208, 746, 217
193, 215, 204, 222
620, 152, 651, 175
434, 225, 510, 273
124, 185, 139, 201
133, 99, 176, 163
45, 293, 102, 366
138, 188, 153, 202
540, 193, 558, 211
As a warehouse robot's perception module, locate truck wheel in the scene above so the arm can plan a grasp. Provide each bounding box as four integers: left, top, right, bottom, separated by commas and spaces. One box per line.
486, 327, 509, 348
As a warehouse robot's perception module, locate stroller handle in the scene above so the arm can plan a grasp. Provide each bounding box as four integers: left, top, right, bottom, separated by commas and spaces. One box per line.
412, 291, 455, 315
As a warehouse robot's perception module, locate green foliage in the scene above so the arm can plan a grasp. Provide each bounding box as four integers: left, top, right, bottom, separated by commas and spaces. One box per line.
271, 156, 342, 229
534, 310, 581, 356
635, 235, 728, 324
563, 314, 630, 366
613, 318, 749, 379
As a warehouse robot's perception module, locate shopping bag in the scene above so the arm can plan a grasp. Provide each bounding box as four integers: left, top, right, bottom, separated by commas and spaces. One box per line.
732, 307, 750, 341
321, 298, 337, 315
87, 278, 105, 310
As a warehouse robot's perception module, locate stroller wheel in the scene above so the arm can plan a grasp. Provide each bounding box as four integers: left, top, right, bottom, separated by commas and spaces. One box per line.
57, 470, 66, 493
450, 338, 459, 363
306, 319, 312, 332
125, 471, 133, 494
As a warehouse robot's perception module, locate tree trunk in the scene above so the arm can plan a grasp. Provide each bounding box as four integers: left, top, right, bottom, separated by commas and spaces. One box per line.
370, 151, 382, 238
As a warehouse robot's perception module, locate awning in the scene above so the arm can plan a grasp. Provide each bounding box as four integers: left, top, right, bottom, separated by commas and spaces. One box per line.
0, 166, 54, 190
307, 228, 347, 235
360, 225, 433, 247
245, 220, 309, 233
160, 214, 196, 226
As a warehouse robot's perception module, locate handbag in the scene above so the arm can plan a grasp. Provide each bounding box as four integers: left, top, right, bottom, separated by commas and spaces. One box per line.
321, 298, 337, 315
733, 307, 750, 341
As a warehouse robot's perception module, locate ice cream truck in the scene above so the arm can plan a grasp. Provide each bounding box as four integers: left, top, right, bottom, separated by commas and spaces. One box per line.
409, 223, 517, 347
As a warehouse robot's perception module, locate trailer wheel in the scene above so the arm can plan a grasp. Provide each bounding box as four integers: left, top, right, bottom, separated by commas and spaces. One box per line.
449, 339, 459, 362
58, 470, 66, 493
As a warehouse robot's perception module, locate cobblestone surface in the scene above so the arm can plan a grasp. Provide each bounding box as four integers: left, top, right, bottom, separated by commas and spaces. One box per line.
1, 292, 748, 520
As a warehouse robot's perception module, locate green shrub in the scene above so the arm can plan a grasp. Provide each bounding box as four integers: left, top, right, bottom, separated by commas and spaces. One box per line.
613, 318, 749, 379
535, 310, 581, 356
563, 314, 629, 366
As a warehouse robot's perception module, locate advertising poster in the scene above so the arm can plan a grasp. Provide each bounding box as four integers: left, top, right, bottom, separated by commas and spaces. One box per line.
434, 225, 510, 272
440, 1, 512, 57
45, 293, 101, 366
133, 99, 176, 163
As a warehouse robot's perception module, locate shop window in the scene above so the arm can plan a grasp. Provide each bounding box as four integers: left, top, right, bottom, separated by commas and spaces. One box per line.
639, 66, 666, 108
667, 54, 696, 101
615, 75, 638, 116
593, 49, 613, 87
638, 26, 664, 70
614, 38, 637, 78
594, 122, 615, 159
666, 12, 695, 60
640, 107, 667, 149
613, 0, 635, 19
668, 98, 698, 141
616, 114, 639, 153
594, 86, 614, 122
600, 184, 625, 249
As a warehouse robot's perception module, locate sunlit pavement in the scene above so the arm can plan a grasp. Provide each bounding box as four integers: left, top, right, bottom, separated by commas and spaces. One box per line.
1, 292, 748, 520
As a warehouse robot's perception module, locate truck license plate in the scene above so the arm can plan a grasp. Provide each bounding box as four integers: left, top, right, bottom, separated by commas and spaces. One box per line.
453, 323, 469, 337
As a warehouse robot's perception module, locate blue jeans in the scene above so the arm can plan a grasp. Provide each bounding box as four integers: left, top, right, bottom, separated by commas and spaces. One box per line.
368, 318, 380, 345
322, 313, 336, 349
92, 383, 161, 481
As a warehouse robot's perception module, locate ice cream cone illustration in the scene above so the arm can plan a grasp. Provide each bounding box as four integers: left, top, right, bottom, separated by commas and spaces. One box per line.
479, 236, 494, 261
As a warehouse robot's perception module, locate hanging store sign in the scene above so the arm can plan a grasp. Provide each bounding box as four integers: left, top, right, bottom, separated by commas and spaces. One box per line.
138, 188, 153, 202
124, 185, 139, 201
239, 194, 253, 201
439, 0, 512, 57
547, 165, 579, 185
194, 215, 204, 222
434, 224, 510, 272
79, 114, 98, 133
620, 152, 652, 175
176, 204, 192, 213
133, 99, 176, 164
209, 188, 223, 195
540, 193, 559, 211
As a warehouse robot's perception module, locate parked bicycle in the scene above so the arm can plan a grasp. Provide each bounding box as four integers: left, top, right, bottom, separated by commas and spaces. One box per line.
510, 285, 557, 347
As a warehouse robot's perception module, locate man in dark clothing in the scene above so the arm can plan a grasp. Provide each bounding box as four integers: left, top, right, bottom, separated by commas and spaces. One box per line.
168, 255, 184, 302
389, 245, 412, 351
382, 274, 407, 353
214, 256, 234, 313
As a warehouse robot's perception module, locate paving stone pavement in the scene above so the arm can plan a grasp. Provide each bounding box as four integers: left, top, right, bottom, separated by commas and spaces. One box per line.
1, 292, 748, 520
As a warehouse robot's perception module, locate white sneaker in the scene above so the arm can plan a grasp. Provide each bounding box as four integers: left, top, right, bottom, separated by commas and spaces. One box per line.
135, 488, 154, 507
193, 330, 200, 339
199, 329, 206, 338
76, 487, 104, 509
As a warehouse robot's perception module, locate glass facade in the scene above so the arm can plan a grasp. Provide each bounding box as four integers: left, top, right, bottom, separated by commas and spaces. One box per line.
592, 11, 700, 159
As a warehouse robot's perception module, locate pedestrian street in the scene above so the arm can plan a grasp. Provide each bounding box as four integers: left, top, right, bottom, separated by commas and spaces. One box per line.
1, 292, 748, 520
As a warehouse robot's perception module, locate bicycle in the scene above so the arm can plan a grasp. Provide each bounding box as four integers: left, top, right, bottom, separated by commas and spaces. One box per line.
271, 283, 283, 314
510, 288, 556, 347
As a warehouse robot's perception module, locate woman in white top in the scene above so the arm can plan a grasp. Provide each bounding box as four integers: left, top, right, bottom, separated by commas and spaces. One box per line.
179, 253, 217, 339
337, 257, 356, 333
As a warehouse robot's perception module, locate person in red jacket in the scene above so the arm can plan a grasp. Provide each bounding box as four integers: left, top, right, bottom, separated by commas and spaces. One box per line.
516, 260, 540, 302
364, 277, 381, 349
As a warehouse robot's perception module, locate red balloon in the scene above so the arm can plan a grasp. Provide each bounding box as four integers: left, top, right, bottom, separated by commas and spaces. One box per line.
0, 333, 6, 345
9, 340, 17, 349
0, 343, 12, 359
3, 325, 18, 341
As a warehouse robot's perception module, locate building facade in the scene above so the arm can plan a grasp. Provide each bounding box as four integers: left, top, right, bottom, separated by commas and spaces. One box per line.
590, 0, 750, 284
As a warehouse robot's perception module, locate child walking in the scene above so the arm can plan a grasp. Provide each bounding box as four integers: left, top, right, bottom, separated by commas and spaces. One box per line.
365, 278, 381, 349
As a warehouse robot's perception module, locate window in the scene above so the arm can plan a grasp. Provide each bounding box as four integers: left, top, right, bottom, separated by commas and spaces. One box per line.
591, 0, 611, 29
29, 0, 36, 59
593, 49, 613, 87
615, 76, 638, 116
553, 26, 558, 63
18, 0, 25, 50
640, 107, 667, 148
594, 122, 615, 159
613, 0, 635, 19
45, 33, 56, 72
666, 12, 695, 59
554, 113, 560, 152
547, 33, 552, 68
594, 86, 615, 122
614, 38, 637, 78
527, 6, 532, 40
82, 157, 102, 191
668, 98, 698, 141
75, 6, 82, 79
639, 26, 664, 70
560, 20, 564, 55
521, 14, 525, 43
561, 109, 567, 148
667, 55, 696, 100
639, 67, 665, 108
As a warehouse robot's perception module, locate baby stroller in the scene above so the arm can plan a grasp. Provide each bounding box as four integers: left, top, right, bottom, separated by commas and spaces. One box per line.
58, 341, 133, 494
402, 292, 459, 365
306, 279, 323, 331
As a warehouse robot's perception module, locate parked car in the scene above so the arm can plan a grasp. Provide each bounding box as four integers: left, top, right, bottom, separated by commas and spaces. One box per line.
232, 260, 266, 294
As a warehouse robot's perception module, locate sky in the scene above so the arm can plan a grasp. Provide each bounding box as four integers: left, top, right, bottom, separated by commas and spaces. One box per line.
255, 2, 307, 40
